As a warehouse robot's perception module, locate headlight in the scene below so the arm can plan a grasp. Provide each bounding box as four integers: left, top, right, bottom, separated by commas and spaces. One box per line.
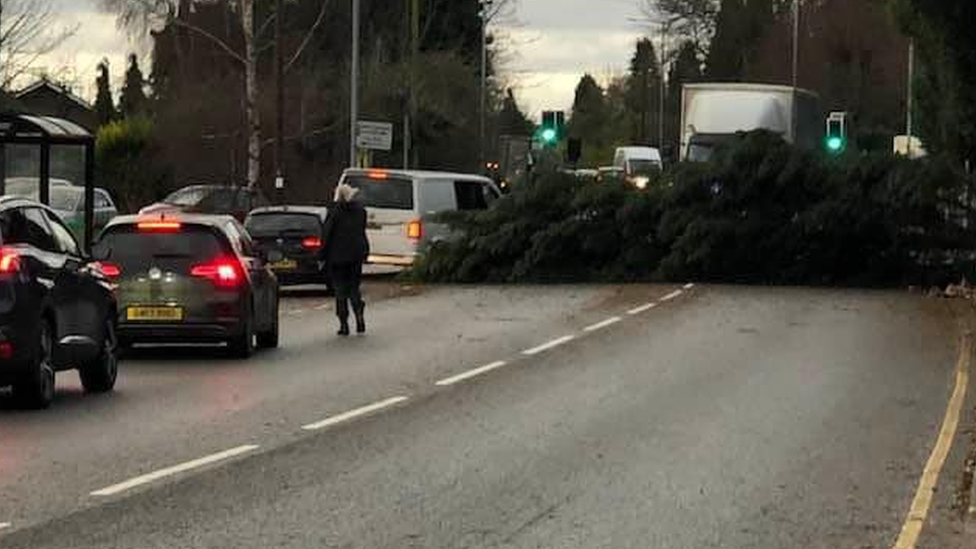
633, 177, 649, 190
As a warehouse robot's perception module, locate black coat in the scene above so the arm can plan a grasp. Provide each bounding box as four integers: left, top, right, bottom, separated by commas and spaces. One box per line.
323, 200, 370, 265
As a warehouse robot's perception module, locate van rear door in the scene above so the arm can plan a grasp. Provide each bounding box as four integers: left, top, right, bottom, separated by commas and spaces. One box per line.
344, 174, 418, 263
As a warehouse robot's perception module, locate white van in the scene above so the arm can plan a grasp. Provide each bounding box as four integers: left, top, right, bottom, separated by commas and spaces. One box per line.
339, 169, 502, 266
613, 147, 663, 176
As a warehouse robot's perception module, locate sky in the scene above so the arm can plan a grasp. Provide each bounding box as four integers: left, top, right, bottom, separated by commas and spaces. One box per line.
39, 0, 651, 117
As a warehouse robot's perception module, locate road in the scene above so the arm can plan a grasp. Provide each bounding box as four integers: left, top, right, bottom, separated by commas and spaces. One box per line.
0, 283, 966, 548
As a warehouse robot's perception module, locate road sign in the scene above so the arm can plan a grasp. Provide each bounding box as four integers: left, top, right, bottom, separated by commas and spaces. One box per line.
356, 121, 394, 151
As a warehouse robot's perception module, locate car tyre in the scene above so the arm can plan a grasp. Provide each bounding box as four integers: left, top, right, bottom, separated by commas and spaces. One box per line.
80, 320, 119, 393
13, 319, 56, 409
228, 308, 255, 359
256, 297, 279, 349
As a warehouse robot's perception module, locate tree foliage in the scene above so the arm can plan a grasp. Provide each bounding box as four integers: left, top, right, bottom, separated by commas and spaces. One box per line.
96, 116, 169, 212
94, 60, 117, 127
120, 54, 148, 118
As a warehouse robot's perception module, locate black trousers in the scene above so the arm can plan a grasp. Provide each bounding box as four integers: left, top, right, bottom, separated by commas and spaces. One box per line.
330, 262, 364, 322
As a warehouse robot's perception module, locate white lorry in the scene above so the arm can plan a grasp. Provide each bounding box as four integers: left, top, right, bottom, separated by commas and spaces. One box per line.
680, 83, 822, 162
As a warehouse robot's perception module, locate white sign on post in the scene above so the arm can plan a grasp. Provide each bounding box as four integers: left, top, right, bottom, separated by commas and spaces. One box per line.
356, 121, 394, 151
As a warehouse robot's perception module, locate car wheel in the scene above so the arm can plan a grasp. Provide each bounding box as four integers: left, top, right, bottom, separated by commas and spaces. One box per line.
256, 296, 279, 349
13, 319, 56, 409
228, 307, 255, 358
79, 319, 119, 393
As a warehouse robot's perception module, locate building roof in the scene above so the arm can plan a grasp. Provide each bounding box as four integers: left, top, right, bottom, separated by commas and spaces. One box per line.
15, 79, 93, 111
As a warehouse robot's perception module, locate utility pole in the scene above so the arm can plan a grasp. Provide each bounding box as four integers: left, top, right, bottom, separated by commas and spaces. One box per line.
274, 0, 285, 203
791, 0, 800, 143
409, 0, 420, 169
658, 21, 667, 150
350, 0, 360, 168
479, 0, 493, 175
906, 39, 915, 157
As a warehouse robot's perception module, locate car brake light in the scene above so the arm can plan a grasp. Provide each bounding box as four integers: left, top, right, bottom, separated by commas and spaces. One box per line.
0, 342, 12, 360
302, 236, 323, 250
191, 257, 244, 288
406, 219, 423, 241
138, 221, 182, 232
367, 170, 388, 180
0, 248, 20, 274
99, 262, 122, 278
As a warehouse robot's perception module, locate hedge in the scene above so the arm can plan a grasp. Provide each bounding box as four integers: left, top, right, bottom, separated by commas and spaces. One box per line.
413, 131, 976, 287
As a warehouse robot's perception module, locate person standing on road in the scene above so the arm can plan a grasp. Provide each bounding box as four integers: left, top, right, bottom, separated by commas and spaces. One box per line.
323, 183, 370, 336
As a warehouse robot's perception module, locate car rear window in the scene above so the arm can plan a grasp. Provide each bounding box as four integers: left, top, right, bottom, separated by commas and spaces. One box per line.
245, 213, 320, 237
345, 176, 414, 210
95, 225, 229, 273
163, 187, 208, 207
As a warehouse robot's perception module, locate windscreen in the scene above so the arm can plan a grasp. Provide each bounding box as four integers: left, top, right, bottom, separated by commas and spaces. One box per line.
96, 225, 228, 274
246, 213, 320, 237
345, 176, 414, 210
628, 160, 661, 175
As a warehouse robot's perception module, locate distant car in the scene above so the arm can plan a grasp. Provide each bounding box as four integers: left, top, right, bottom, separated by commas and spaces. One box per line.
340, 169, 501, 267
614, 147, 663, 189
3, 177, 73, 198
0, 196, 119, 409
245, 206, 332, 288
95, 214, 280, 357
48, 186, 118, 241
140, 185, 270, 221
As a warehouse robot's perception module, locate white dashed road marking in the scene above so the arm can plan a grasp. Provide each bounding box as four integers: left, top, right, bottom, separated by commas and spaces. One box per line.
302, 396, 410, 431
522, 335, 576, 356
660, 290, 683, 302
435, 361, 508, 387
91, 445, 260, 497
0, 522, 10, 532
584, 317, 623, 333
628, 303, 657, 315
683, 283, 695, 290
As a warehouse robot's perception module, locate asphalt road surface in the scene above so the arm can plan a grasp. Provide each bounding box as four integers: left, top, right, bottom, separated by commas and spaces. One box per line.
0, 283, 964, 548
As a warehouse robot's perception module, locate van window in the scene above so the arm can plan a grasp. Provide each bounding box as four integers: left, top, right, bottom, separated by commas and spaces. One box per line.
345, 176, 414, 210
421, 181, 456, 213
454, 181, 490, 211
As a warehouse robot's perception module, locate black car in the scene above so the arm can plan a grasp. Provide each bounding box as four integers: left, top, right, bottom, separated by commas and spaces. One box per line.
245, 206, 332, 288
95, 214, 280, 357
0, 197, 119, 409
140, 185, 271, 222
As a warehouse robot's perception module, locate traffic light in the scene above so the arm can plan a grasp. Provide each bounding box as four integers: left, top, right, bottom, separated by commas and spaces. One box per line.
825, 112, 847, 154
540, 110, 565, 147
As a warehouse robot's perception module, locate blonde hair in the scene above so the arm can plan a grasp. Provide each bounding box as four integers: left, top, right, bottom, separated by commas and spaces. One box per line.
333, 183, 359, 203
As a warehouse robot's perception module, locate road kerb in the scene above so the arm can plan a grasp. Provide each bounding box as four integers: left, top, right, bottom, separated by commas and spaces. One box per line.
891, 333, 971, 549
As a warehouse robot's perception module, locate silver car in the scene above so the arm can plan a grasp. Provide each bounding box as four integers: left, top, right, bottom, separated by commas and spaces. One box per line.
48, 186, 119, 240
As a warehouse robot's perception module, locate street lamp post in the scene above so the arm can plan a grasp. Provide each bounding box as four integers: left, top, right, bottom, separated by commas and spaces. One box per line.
350, 0, 360, 168
479, 0, 494, 175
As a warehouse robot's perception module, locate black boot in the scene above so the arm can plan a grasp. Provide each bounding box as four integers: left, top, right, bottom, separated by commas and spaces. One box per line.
354, 305, 366, 334
337, 318, 350, 337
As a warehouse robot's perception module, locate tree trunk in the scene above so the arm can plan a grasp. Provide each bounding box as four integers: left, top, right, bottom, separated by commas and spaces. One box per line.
242, 0, 261, 189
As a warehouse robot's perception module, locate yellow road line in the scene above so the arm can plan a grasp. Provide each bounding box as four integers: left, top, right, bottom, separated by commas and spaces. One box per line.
892, 333, 971, 549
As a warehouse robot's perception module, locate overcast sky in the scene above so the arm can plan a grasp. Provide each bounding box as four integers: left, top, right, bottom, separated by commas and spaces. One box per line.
43, 0, 650, 117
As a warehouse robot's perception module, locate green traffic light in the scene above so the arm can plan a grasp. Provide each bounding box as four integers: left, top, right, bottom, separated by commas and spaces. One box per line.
826, 136, 844, 152
541, 128, 557, 143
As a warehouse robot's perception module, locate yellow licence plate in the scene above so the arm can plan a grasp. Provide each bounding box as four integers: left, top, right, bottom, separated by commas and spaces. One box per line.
127, 307, 184, 322
270, 260, 298, 270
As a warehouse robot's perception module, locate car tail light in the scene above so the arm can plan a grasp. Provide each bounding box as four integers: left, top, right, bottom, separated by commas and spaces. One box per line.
367, 170, 388, 180
0, 248, 20, 274
406, 219, 423, 241
0, 342, 12, 360
138, 220, 182, 232
302, 236, 323, 250
191, 257, 244, 288
99, 262, 122, 278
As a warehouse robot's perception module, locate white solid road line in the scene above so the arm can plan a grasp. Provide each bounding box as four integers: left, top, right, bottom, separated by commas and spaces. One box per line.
0, 522, 10, 531
302, 396, 410, 431
584, 316, 623, 333
522, 335, 576, 356
627, 303, 657, 315
660, 290, 684, 302
683, 283, 695, 290
435, 361, 509, 387
90, 445, 260, 497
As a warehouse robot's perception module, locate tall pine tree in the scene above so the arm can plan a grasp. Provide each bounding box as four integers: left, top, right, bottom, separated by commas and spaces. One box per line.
94, 60, 116, 127
626, 39, 663, 145
497, 89, 533, 137
705, 0, 747, 81
120, 54, 148, 118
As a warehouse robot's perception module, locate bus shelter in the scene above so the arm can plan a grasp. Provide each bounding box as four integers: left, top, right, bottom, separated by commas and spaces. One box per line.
0, 114, 96, 250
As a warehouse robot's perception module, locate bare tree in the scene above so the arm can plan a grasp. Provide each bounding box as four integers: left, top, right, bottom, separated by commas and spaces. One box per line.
640, 0, 718, 56
0, 0, 80, 89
